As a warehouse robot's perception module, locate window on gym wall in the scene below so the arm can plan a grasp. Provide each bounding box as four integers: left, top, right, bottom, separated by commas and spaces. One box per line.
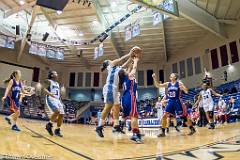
229, 41, 239, 63
220, 45, 228, 66
138, 70, 144, 86
69, 72, 75, 87
77, 72, 83, 87
147, 70, 153, 86
93, 72, 100, 87
186, 58, 193, 76
194, 57, 202, 74
85, 72, 91, 87
159, 70, 164, 83
172, 63, 178, 73
210, 48, 219, 69
179, 60, 186, 79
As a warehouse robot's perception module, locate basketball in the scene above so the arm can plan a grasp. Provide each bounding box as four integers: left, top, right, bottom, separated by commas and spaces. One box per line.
131, 46, 142, 58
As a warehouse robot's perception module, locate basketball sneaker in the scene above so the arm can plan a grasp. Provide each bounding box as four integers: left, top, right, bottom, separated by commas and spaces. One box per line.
130, 133, 143, 144
208, 123, 215, 129
175, 126, 180, 132
54, 128, 63, 137
12, 124, 21, 132
45, 122, 53, 136
188, 126, 196, 135
112, 125, 125, 134
96, 126, 104, 138
157, 128, 166, 137
5, 117, 11, 125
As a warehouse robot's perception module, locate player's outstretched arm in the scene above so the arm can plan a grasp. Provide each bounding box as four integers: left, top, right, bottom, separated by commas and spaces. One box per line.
129, 57, 139, 78
152, 73, 168, 88
2, 80, 13, 102
193, 95, 201, 109
110, 50, 133, 66
42, 80, 54, 98
179, 81, 189, 94
211, 89, 222, 97
121, 57, 132, 69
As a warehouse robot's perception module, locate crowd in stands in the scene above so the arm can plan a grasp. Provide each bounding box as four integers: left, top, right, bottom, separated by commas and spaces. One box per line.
0, 79, 239, 126
0, 92, 88, 123
135, 79, 240, 126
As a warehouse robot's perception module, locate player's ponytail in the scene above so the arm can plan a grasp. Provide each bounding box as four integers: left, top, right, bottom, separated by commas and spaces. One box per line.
4, 71, 17, 84
101, 60, 109, 72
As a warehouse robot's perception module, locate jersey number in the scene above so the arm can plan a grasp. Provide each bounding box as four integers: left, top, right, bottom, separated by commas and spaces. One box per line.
168, 91, 176, 98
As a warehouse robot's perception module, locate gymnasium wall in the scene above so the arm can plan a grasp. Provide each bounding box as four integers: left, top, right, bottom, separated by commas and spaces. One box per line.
62, 63, 161, 101
0, 44, 64, 87
164, 22, 240, 89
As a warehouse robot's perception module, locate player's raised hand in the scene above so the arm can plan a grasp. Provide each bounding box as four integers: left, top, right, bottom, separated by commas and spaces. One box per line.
152, 73, 157, 79
1, 96, 6, 103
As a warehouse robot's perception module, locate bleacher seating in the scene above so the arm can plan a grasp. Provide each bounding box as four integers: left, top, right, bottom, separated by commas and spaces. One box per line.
0, 94, 89, 123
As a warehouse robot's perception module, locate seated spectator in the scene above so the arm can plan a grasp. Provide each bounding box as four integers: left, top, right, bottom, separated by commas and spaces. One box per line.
230, 87, 238, 94
228, 96, 235, 111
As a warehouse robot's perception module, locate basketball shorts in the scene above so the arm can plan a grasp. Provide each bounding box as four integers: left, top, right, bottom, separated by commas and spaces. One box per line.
7, 97, 20, 113
46, 96, 65, 114
165, 99, 183, 116
203, 101, 214, 112
121, 92, 138, 118
103, 85, 120, 105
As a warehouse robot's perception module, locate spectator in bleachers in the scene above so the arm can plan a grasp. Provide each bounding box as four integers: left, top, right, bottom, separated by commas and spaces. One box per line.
230, 87, 238, 94
228, 96, 235, 111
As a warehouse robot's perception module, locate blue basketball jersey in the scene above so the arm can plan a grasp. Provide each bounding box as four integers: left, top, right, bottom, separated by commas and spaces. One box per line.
122, 75, 137, 96
167, 81, 180, 100
10, 79, 22, 100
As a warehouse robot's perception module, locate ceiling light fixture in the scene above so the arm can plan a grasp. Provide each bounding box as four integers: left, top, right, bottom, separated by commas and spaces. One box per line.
56, 10, 63, 15
79, 33, 84, 36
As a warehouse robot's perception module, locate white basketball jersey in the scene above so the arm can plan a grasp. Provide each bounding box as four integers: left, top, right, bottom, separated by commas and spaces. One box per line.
200, 89, 213, 105
48, 80, 60, 99
105, 65, 121, 88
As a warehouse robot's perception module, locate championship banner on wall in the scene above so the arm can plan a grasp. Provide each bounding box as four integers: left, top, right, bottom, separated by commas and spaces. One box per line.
152, 11, 162, 26
0, 34, 15, 49
132, 22, 140, 38
125, 24, 132, 41
94, 43, 104, 60
29, 42, 64, 60
126, 118, 161, 128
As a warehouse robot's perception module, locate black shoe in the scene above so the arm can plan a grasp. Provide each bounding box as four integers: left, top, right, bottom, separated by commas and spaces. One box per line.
130, 133, 143, 144
157, 133, 166, 137
188, 127, 196, 136
54, 128, 63, 137
5, 117, 11, 125
96, 126, 104, 138
45, 123, 53, 136
112, 125, 125, 134
166, 128, 169, 133
208, 123, 215, 129
12, 124, 21, 132
175, 127, 180, 132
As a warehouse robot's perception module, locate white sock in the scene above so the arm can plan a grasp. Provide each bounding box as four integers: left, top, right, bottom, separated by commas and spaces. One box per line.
98, 119, 104, 127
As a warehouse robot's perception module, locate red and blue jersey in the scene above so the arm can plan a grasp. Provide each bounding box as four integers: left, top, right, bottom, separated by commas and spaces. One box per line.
122, 75, 137, 97
121, 75, 138, 118
6, 79, 22, 112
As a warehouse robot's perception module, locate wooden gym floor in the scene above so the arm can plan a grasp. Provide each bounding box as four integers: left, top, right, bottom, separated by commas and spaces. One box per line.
0, 115, 239, 160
